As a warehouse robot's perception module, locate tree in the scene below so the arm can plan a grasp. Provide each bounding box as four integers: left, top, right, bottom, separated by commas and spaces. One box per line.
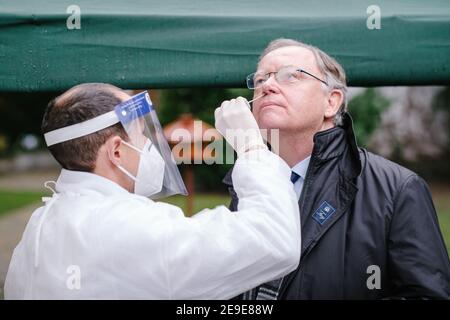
347, 88, 389, 148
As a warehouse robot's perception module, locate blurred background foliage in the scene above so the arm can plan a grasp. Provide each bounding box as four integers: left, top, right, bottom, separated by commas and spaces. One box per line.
347, 88, 390, 148
0, 92, 55, 157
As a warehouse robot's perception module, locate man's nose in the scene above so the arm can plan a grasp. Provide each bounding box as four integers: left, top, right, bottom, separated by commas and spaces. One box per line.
261, 74, 279, 95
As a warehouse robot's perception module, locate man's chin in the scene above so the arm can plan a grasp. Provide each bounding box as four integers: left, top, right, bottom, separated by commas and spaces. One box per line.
257, 114, 287, 131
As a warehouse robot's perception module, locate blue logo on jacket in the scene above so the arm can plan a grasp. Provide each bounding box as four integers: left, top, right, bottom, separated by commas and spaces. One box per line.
312, 201, 336, 225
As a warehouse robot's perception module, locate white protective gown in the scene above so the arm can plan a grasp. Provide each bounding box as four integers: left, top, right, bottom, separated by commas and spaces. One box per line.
5, 149, 300, 299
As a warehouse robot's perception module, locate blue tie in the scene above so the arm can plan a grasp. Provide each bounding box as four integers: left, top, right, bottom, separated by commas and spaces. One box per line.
290, 171, 300, 184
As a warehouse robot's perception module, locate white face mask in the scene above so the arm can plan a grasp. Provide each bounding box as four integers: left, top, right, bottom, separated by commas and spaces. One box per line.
116, 139, 165, 197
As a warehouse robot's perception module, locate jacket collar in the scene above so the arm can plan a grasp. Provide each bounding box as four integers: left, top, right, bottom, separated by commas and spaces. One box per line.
311, 112, 362, 179
223, 112, 362, 186
55, 169, 130, 197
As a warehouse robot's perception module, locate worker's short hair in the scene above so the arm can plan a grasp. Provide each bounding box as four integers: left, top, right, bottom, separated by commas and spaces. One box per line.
41, 83, 129, 172
259, 38, 348, 126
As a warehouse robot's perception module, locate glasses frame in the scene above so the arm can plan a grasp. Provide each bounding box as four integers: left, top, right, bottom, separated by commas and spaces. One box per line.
246, 66, 328, 89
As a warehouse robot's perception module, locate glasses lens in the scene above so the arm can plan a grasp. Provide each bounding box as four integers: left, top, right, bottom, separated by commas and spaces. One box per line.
277, 67, 300, 83
251, 72, 268, 89
246, 73, 255, 89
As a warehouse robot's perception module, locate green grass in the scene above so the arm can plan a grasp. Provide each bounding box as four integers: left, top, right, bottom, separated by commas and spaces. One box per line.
161, 194, 231, 216
0, 189, 45, 217
430, 186, 450, 255
437, 212, 450, 255
0, 190, 231, 218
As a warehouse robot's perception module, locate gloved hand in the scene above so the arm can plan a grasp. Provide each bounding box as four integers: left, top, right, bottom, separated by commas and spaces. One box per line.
214, 97, 267, 156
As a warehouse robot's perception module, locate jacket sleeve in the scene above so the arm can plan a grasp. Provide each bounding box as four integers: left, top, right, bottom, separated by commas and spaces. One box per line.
387, 174, 450, 299
163, 149, 301, 299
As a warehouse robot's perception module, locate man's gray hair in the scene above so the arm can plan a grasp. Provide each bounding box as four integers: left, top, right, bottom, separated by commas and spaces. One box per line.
259, 38, 348, 126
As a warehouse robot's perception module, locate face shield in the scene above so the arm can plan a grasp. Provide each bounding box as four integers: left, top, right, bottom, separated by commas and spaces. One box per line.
44, 91, 187, 199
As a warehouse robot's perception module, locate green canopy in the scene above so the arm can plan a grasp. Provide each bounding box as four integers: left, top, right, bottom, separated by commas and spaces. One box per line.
1, 0, 450, 92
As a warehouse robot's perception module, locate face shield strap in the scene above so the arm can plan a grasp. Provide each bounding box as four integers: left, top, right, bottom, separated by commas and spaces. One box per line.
44, 110, 119, 147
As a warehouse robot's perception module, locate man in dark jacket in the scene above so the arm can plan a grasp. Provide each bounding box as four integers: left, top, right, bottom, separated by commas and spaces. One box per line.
224, 38, 450, 299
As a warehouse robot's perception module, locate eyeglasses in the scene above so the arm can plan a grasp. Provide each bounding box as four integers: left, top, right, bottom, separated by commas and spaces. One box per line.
246, 66, 328, 89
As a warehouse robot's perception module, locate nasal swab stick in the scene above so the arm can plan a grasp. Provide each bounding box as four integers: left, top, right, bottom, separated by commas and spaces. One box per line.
248, 94, 265, 103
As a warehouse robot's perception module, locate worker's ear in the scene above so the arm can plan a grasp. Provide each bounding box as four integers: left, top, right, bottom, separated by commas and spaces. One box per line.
105, 135, 124, 166
324, 89, 344, 119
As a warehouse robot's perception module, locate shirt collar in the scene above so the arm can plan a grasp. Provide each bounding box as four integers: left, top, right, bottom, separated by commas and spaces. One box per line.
55, 168, 130, 197
291, 156, 311, 180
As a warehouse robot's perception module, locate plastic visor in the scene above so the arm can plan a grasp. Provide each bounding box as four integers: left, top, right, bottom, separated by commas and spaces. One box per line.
115, 91, 187, 199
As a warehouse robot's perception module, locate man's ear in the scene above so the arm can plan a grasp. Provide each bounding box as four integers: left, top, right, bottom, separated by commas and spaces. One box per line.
105, 136, 124, 166
324, 89, 344, 119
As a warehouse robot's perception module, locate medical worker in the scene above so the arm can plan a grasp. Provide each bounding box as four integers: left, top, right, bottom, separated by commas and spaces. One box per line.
5, 83, 300, 299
